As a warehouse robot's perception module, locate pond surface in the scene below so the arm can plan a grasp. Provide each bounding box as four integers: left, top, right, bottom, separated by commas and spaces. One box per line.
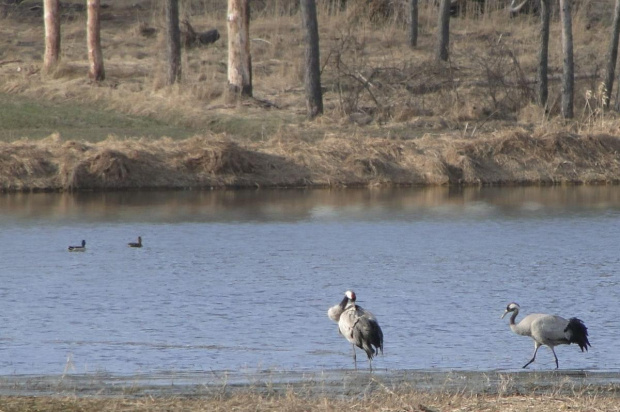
0, 186, 619, 377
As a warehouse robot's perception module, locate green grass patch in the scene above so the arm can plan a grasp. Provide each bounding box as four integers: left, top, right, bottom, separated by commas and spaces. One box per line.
203, 110, 303, 142
0, 93, 199, 142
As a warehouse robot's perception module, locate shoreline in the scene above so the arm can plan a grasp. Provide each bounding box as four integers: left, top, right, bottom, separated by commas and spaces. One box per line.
1, 369, 619, 412
0, 369, 619, 397
3, 131, 620, 193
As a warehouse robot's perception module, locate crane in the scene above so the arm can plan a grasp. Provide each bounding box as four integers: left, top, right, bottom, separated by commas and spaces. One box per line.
502, 302, 590, 369
328, 290, 383, 371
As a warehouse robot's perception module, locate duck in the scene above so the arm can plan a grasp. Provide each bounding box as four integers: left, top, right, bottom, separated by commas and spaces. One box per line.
68, 240, 86, 252
128, 236, 142, 248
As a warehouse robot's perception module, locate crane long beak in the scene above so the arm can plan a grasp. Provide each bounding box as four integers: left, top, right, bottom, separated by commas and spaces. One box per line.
501, 310, 509, 319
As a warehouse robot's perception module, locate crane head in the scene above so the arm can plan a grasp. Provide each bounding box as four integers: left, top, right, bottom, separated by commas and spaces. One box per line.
501, 302, 520, 319
345, 290, 356, 301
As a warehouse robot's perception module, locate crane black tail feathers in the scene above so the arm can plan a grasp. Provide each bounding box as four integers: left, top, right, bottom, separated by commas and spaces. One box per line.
565, 317, 591, 352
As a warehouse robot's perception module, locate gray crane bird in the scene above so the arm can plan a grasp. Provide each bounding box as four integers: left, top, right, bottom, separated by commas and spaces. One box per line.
502, 302, 590, 369
328, 290, 383, 370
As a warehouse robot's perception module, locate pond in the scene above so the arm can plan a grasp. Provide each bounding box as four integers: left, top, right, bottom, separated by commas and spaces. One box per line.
0, 186, 619, 377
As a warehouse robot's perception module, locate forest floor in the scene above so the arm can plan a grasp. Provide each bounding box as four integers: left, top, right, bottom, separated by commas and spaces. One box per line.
1, 0, 620, 191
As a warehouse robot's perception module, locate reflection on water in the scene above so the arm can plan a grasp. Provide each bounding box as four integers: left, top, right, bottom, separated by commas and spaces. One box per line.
3, 185, 620, 224
0, 186, 619, 376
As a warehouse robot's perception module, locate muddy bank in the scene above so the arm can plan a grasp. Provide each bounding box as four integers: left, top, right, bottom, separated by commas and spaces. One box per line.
0, 369, 619, 398
0, 370, 619, 411
2, 131, 620, 192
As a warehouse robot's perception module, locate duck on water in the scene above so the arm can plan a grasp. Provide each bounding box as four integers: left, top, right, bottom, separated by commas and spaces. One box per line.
68, 240, 86, 252
128, 236, 142, 248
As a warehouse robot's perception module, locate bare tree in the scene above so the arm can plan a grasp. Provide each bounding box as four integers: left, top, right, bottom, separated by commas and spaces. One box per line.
436, 0, 450, 61
87, 0, 105, 81
560, 0, 573, 118
300, 0, 323, 118
409, 0, 418, 48
604, 0, 620, 108
43, 0, 60, 73
165, 0, 181, 85
537, 0, 550, 107
227, 0, 252, 98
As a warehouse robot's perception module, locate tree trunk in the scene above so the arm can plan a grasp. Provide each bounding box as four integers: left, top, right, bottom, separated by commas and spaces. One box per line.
604, 0, 620, 108
560, 0, 573, 118
87, 0, 105, 81
43, 0, 60, 73
227, 0, 252, 99
409, 0, 418, 48
537, 0, 550, 107
165, 0, 181, 85
300, 0, 323, 118
436, 0, 450, 61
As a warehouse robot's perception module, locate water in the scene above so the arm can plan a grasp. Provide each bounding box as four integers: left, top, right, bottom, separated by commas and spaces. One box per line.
0, 187, 619, 377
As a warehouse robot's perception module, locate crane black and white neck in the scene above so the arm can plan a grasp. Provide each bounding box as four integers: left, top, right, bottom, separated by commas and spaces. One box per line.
502, 302, 590, 369
328, 290, 384, 371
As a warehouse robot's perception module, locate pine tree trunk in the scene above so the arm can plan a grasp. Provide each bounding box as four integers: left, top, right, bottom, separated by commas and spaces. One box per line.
409, 0, 418, 48
560, 0, 573, 118
300, 0, 323, 118
537, 0, 550, 107
165, 0, 181, 85
604, 0, 620, 108
227, 0, 252, 99
436, 0, 450, 61
87, 0, 105, 81
43, 0, 60, 73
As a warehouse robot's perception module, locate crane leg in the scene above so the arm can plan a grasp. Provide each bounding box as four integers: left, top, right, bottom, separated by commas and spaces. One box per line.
523, 343, 541, 368
551, 347, 559, 369
351, 344, 357, 370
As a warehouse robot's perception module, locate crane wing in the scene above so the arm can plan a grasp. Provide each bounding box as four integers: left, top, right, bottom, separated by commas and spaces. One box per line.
530, 314, 570, 345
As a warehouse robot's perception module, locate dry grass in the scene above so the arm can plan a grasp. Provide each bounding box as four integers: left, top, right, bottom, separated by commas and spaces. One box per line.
3, 129, 620, 191
0, 389, 620, 411
2, 0, 620, 191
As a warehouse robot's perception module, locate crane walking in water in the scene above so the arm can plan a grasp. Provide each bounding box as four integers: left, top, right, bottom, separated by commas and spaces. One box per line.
328, 290, 383, 371
502, 302, 590, 369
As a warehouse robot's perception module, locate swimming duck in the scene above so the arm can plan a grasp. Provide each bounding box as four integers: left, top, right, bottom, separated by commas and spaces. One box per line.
128, 236, 142, 248
68, 240, 86, 252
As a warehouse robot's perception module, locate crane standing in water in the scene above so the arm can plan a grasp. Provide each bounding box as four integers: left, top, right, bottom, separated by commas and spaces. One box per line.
502, 302, 590, 369
328, 290, 383, 371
